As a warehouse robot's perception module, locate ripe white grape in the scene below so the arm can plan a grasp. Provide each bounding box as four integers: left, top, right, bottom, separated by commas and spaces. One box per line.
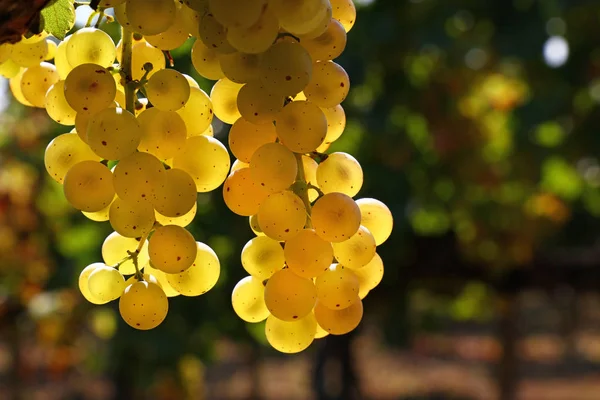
126, 0, 176, 36
8, 68, 33, 106
250, 143, 298, 193
63, 161, 115, 212
241, 236, 285, 280
82, 198, 114, 222
223, 168, 269, 216
354, 253, 384, 299
54, 36, 73, 79
210, 78, 243, 124
304, 61, 350, 108
145, 6, 190, 50
173, 135, 230, 192
301, 155, 320, 202
227, 8, 279, 54
191, 38, 225, 80
331, 225, 376, 269
237, 81, 284, 125
198, 13, 235, 54
64, 64, 116, 114
102, 231, 150, 276
11, 37, 48, 67
145, 69, 191, 111
311, 193, 361, 242
300, 19, 346, 61
155, 202, 197, 228
316, 152, 363, 197
86, 107, 141, 160
176, 87, 213, 136
45, 81, 77, 125
44, 133, 101, 184
144, 263, 180, 297
120, 281, 169, 330
153, 168, 197, 218
275, 101, 327, 153
322, 104, 346, 144
88, 265, 127, 302
314, 299, 363, 335
228, 118, 277, 163
259, 41, 312, 97
149, 225, 197, 274
112, 151, 166, 205
271, 0, 327, 35
315, 264, 359, 310
330, 0, 357, 32
257, 191, 307, 241
79, 263, 109, 304
284, 228, 333, 279
208, 0, 266, 29
264, 269, 317, 321
137, 108, 187, 160
165, 241, 220, 296
20, 62, 59, 108
66, 27, 116, 68
219, 52, 261, 84
231, 275, 270, 323
265, 313, 317, 353
355, 198, 394, 246
109, 197, 156, 238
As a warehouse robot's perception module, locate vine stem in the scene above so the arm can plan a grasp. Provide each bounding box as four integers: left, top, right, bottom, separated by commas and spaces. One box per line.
293, 153, 313, 228
121, 27, 135, 113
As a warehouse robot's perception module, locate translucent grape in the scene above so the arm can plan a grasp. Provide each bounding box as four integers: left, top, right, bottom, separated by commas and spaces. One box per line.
250, 143, 297, 193
276, 101, 327, 153
173, 136, 230, 192
144, 263, 180, 297
63, 161, 115, 212
227, 8, 279, 54
271, 0, 327, 35
311, 193, 361, 242
228, 118, 277, 163
82, 198, 114, 222
198, 13, 235, 53
316, 152, 363, 197
314, 299, 362, 335
300, 0, 332, 39
259, 41, 312, 97
145, 6, 190, 50
264, 269, 317, 321
315, 264, 359, 310
314, 322, 329, 339
237, 81, 284, 125
44, 133, 101, 183
44, 40, 57, 61
64, 64, 116, 114
109, 197, 155, 238
102, 231, 150, 276
284, 229, 333, 279
257, 191, 307, 241
153, 168, 197, 218
0, 43, 11, 64
165, 242, 220, 296
0, 60, 20, 79
149, 225, 197, 274
79, 263, 109, 304
54, 36, 73, 79
126, 0, 176, 36
11, 38, 48, 67
322, 104, 346, 144
66, 27, 116, 68
231, 159, 249, 174
75, 104, 118, 144
249, 214, 265, 236
331, 225, 376, 270
265, 313, 317, 353
176, 87, 213, 136
130, 41, 165, 81
223, 168, 270, 216
145, 69, 190, 112
302, 155, 320, 202
20, 62, 59, 108
300, 19, 346, 61
191, 39, 225, 80
241, 236, 284, 279
120, 281, 169, 330
181, 4, 201, 37
354, 253, 384, 299
355, 198, 394, 246
87, 107, 141, 160
45, 81, 77, 125
330, 0, 357, 32
88, 265, 127, 302
155, 202, 197, 228
138, 108, 187, 160
304, 61, 350, 108
231, 276, 269, 323
210, 78, 243, 124
208, 0, 266, 29
219, 52, 261, 84
113, 151, 166, 205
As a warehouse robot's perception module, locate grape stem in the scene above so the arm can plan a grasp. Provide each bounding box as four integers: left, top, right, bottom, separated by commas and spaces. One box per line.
293, 153, 313, 228
121, 27, 135, 113
307, 183, 324, 198
275, 32, 300, 43
127, 231, 151, 280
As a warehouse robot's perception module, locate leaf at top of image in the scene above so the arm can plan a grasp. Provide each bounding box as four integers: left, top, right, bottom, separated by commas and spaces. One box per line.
40, 0, 75, 40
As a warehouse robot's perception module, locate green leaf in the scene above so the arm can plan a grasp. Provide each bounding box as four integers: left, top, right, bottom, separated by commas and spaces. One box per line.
40, 0, 75, 40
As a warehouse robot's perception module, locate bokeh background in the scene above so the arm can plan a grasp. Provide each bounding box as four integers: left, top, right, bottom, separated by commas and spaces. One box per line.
3, 0, 600, 399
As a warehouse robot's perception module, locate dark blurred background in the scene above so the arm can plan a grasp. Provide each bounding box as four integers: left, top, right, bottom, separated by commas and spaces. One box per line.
3, 0, 600, 399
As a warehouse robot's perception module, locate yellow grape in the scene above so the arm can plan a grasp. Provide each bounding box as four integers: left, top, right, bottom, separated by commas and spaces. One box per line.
191, 38, 225, 80
302, 155, 320, 202
237, 81, 284, 125
219, 52, 261, 84
79, 263, 109, 305
208, 0, 266, 29
74, 102, 117, 144
271, 0, 328, 35
314, 322, 329, 339
129, 41, 165, 81
330, 0, 357, 32
355, 198, 394, 246
124, 274, 159, 289
210, 78, 243, 124
264, 269, 317, 321
284, 228, 333, 279
249, 143, 297, 192
241, 236, 284, 279
165, 242, 220, 296
300, 0, 332, 39
231, 276, 269, 323
314, 299, 363, 335
11, 37, 48, 67
176, 87, 213, 136
259, 41, 312, 97
8, 68, 32, 106
1, 59, 21, 79
149, 225, 197, 274
180, 4, 201, 37
88, 265, 127, 302
0, 43, 11, 64
45, 80, 77, 125
185, 0, 208, 13
230, 159, 249, 174
257, 191, 307, 241
276, 101, 327, 153
20, 62, 59, 108
145, 6, 190, 50
102, 231, 150, 276
304, 61, 350, 108
223, 168, 269, 216
249, 214, 265, 236
316, 152, 363, 197
126, 0, 176, 36
311, 193, 361, 242
87, 107, 142, 160
54, 37, 73, 80
113, 151, 167, 205
300, 19, 346, 61
173, 136, 230, 192
44, 133, 101, 184
82, 197, 114, 222
265, 313, 317, 353
109, 197, 156, 238
183, 73, 200, 89
332, 225, 376, 270
322, 104, 346, 144
155, 202, 197, 228
63, 161, 115, 212
144, 263, 180, 297
145, 69, 191, 112
153, 168, 197, 218
44, 39, 57, 61
198, 13, 235, 54
120, 281, 169, 330
354, 253, 384, 299
20, 32, 49, 44
138, 108, 187, 160
229, 118, 277, 163
114, 3, 132, 29
64, 64, 116, 114
66, 27, 116, 68
227, 8, 279, 54
315, 264, 359, 310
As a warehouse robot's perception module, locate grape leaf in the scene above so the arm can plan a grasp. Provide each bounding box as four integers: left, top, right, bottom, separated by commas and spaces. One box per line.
40, 0, 75, 40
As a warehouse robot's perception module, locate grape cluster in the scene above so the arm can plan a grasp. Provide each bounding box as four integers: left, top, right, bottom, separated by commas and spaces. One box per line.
2, 1, 226, 330
182, 0, 393, 353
